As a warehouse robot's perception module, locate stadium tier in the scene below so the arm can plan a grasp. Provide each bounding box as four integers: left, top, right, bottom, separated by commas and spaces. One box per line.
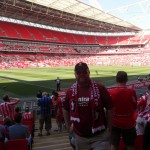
0, 20, 150, 69
0, 21, 149, 45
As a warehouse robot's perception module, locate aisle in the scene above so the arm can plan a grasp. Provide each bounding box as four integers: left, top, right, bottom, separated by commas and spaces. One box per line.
32, 118, 72, 150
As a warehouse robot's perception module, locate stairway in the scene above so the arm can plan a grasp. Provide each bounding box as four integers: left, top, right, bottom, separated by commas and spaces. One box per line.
32, 118, 72, 150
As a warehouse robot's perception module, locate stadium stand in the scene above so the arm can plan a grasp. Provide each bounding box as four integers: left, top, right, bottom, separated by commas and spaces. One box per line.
0, 0, 150, 149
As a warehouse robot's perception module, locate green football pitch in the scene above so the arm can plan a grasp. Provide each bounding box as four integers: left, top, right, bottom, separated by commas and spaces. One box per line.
0, 66, 149, 101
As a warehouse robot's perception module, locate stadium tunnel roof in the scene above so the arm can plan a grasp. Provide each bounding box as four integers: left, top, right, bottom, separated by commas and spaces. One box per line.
0, 0, 142, 33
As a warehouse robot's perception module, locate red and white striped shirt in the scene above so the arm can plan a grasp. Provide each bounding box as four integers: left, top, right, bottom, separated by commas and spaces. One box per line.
0, 98, 20, 120
22, 112, 33, 120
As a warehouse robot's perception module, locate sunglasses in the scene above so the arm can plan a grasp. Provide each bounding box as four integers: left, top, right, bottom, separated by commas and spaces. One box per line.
75, 70, 88, 75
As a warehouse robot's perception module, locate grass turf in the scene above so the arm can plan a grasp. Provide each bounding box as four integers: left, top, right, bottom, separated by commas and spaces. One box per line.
0, 66, 149, 100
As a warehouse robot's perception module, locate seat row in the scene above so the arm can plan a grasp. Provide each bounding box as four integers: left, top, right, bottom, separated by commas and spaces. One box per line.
0, 139, 28, 150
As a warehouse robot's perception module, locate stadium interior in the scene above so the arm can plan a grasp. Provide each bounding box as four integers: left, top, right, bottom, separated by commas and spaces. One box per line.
0, 0, 150, 150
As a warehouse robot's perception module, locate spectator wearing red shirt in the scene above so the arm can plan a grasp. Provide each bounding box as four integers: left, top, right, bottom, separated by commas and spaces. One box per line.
145, 84, 150, 100
0, 95, 20, 121
22, 107, 33, 120
136, 85, 150, 150
14, 106, 21, 116
52, 91, 63, 132
108, 71, 137, 150
63, 62, 112, 150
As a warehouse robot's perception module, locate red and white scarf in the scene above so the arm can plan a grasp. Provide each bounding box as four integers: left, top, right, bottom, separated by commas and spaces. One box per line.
70, 80, 105, 134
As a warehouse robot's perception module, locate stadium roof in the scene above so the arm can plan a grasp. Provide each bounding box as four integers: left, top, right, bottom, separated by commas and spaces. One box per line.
0, 0, 141, 33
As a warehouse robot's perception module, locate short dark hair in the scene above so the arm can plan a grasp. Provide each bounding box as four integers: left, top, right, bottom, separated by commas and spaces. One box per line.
14, 113, 22, 123
36, 90, 42, 98
4, 118, 11, 126
116, 71, 128, 83
52, 91, 58, 97
25, 106, 29, 113
3, 95, 9, 101
15, 106, 20, 113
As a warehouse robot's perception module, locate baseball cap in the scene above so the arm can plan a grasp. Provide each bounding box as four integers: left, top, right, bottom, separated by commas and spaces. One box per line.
74, 62, 89, 71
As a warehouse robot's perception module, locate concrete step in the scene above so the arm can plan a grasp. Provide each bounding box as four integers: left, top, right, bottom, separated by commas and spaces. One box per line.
32, 117, 72, 150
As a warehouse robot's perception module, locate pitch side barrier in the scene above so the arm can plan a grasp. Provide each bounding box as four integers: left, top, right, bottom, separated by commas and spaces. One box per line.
58, 80, 150, 98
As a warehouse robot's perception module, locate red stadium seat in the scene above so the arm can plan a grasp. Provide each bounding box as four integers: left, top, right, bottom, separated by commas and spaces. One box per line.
5, 139, 28, 150
135, 135, 143, 150
119, 135, 143, 150
22, 120, 34, 132
0, 120, 3, 125
0, 142, 4, 150
119, 137, 126, 150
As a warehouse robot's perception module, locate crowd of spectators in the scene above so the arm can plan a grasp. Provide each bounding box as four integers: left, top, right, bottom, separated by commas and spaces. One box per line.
0, 50, 150, 69
0, 95, 34, 149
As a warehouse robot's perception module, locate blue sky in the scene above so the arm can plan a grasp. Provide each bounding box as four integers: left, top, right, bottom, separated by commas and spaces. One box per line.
80, 0, 150, 30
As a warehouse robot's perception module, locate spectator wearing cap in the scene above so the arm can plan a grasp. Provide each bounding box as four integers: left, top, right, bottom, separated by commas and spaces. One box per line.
108, 71, 137, 150
37, 92, 52, 136
0, 95, 20, 121
63, 62, 112, 150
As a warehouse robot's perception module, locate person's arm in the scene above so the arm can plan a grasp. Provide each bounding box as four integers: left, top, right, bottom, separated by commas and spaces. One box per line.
100, 85, 113, 131
9, 98, 20, 105
62, 90, 71, 133
37, 98, 41, 106
63, 109, 70, 132
105, 109, 112, 132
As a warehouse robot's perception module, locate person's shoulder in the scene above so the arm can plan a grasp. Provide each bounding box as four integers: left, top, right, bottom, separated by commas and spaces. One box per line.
0, 102, 5, 106
66, 84, 74, 91
8, 124, 15, 130
127, 88, 136, 93
21, 124, 29, 129
93, 81, 107, 89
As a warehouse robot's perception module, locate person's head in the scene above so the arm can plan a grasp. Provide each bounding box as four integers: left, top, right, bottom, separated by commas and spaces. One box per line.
14, 113, 22, 124
139, 93, 143, 97
148, 85, 150, 91
25, 106, 29, 113
3, 95, 10, 102
74, 62, 90, 86
53, 91, 58, 100
116, 71, 128, 84
15, 106, 21, 113
42, 92, 48, 96
36, 90, 42, 98
4, 118, 11, 126
137, 95, 147, 111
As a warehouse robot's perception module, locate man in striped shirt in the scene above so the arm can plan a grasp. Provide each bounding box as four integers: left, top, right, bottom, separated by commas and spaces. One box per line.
0, 95, 20, 121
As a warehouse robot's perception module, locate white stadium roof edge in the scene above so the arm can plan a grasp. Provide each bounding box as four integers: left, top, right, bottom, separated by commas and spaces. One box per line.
25, 0, 141, 30
0, 0, 146, 35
